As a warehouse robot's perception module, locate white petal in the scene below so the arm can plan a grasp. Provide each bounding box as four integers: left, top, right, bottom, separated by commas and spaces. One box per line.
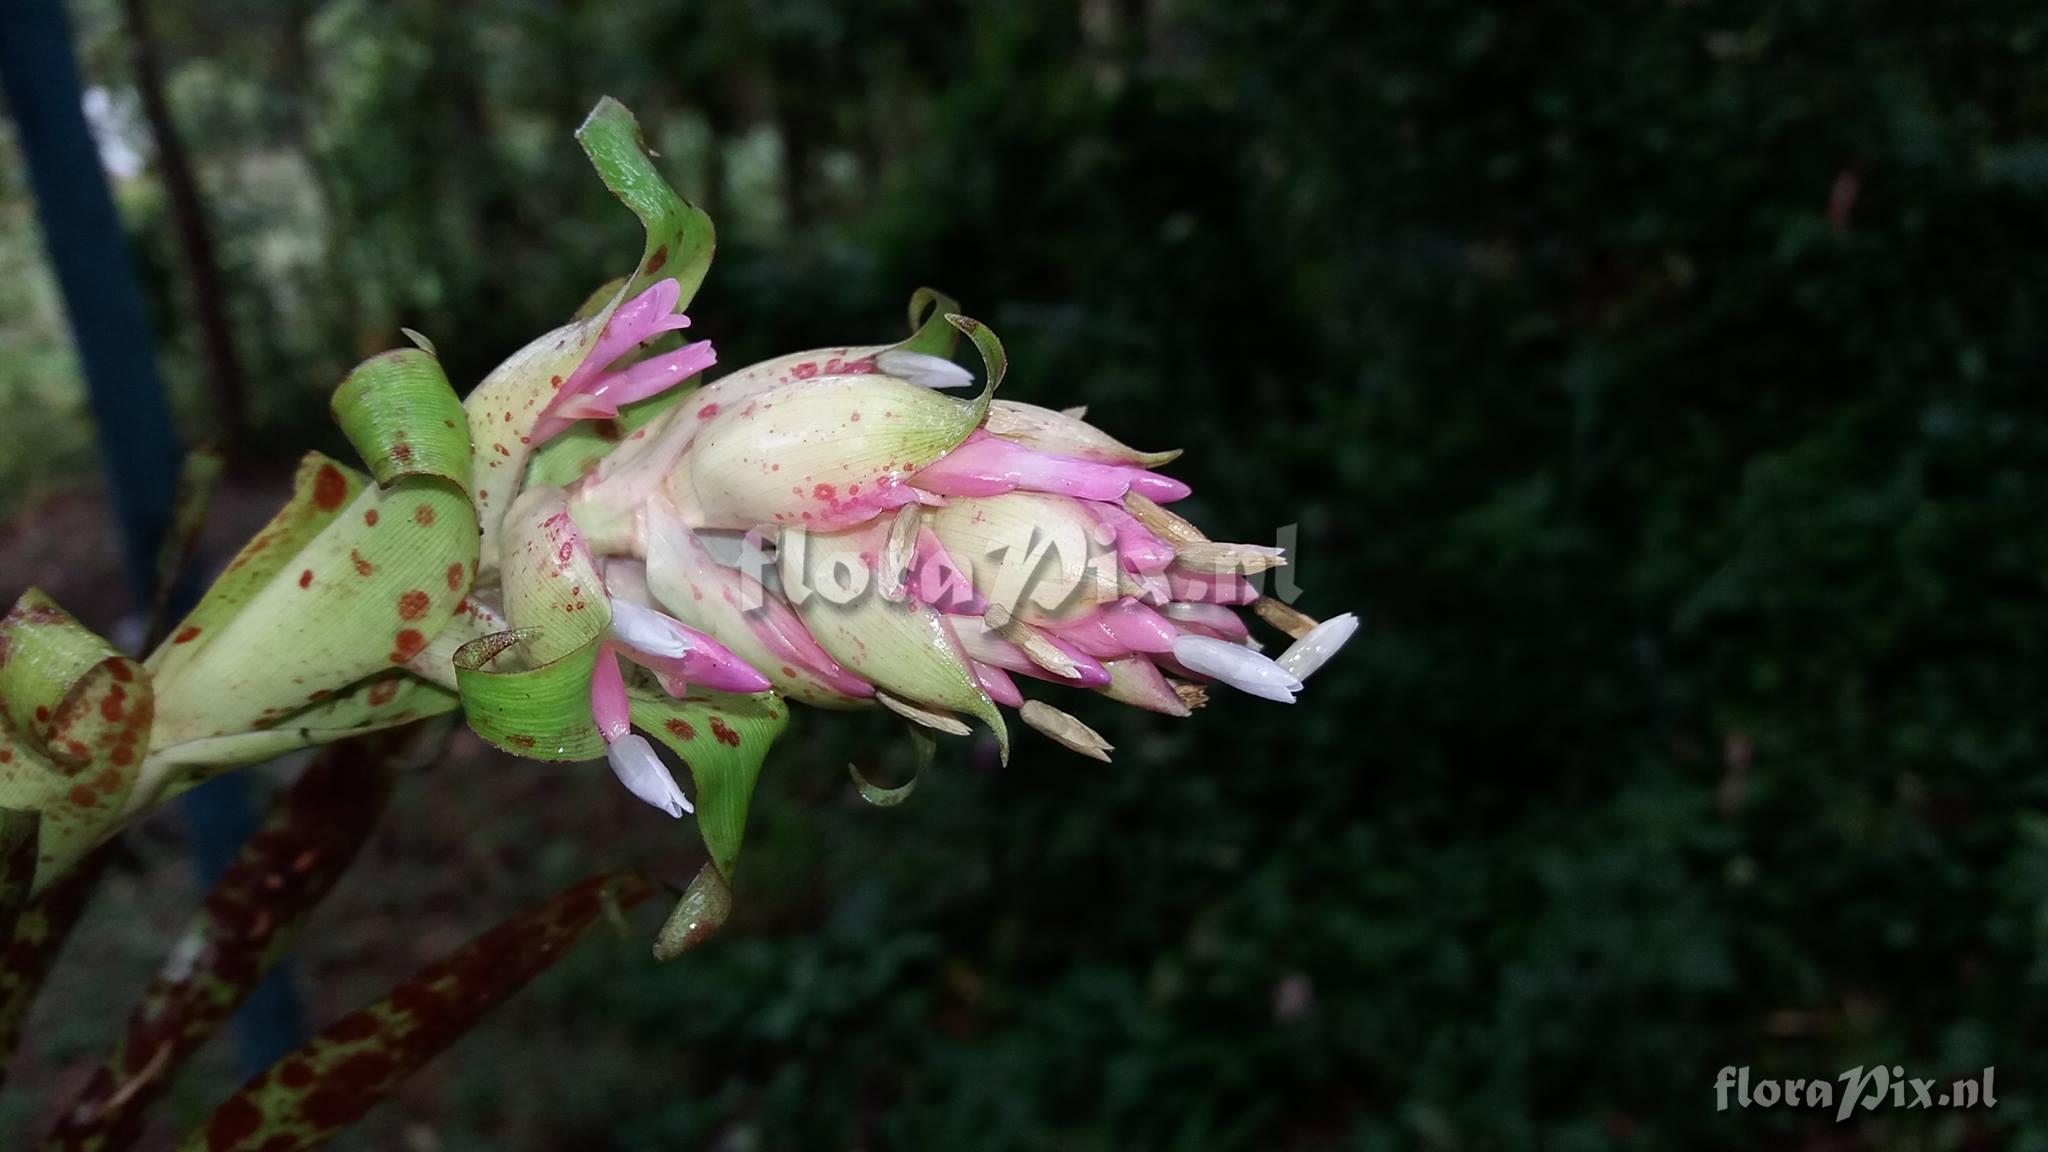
1275, 612, 1359, 681
606, 734, 693, 817
1171, 634, 1303, 703
877, 349, 975, 390
609, 597, 693, 659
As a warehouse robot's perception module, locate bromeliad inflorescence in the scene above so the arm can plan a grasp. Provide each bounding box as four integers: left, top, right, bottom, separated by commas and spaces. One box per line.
524, 283, 1358, 810
0, 97, 1351, 919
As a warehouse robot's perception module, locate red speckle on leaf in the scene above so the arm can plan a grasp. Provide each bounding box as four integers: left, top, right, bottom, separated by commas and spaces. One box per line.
813, 483, 836, 501
107, 661, 132, 682
389, 630, 426, 663
393, 442, 415, 463
298, 1086, 361, 1131
351, 550, 374, 576
99, 688, 124, 722
326, 1014, 379, 1043
299, 569, 314, 589
415, 505, 437, 527
709, 718, 741, 747
697, 403, 720, 420
510, 734, 536, 749
645, 244, 669, 273
364, 509, 379, 526
792, 362, 818, 379
278, 1060, 315, 1089
849, 410, 861, 422
207, 1094, 264, 1149
367, 678, 401, 706
313, 464, 347, 510
397, 591, 431, 620
173, 626, 201, 645
330, 1049, 395, 1092
67, 785, 96, 807
33, 705, 49, 722
446, 563, 465, 591
665, 718, 696, 741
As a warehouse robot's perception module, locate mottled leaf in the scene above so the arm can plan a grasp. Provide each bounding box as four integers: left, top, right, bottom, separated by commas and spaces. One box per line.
0, 846, 111, 1084
0, 592, 152, 890
453, 488, 612, 760
452, 630, 604, 761
175, 873, 656, 1152
330, 350, 471, 492
44, 740, 398, 1152
147, 350, 476, 763
632, 690, 788, 880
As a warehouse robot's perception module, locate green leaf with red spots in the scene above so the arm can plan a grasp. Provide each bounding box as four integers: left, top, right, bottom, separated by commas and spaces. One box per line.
453, 488, 611, 760
146, 352, 476, 766
45, 738, 398, 1152
467, 97, 716, 580
145, 454, 366, 697
631, 689, 788, 882
0, 846, 111, 1084
174, 872, 656, 1152
0, 591, 152, 892
330, 349, 472, 493
452, 630, 605, 761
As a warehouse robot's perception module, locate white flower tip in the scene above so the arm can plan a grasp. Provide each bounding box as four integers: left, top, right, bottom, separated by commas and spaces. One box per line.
1170, 634, 1302, 703
877, 349, 976, 390
1275, 612, 1359, 681
606, 734, 693, 817
608, 597, 693, 659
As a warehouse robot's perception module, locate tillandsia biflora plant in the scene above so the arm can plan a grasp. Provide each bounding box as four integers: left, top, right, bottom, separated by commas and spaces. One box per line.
0, 99, 1353, 1149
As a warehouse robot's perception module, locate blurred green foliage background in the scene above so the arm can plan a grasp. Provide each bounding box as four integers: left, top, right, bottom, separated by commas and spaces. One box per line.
6, 0, 2048, 1147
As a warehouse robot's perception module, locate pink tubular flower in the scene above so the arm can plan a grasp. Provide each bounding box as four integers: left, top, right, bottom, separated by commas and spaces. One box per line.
534, 279, 716, 444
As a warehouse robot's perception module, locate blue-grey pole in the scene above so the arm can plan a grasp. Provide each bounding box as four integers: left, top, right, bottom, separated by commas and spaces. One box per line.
0, 0, 304, 1074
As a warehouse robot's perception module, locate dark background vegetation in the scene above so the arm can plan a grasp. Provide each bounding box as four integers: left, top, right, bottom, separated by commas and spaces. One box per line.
5, 0, 2048, 1147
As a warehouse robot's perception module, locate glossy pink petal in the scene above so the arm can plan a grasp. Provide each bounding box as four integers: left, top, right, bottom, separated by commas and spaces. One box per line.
534, 279, 709, 442
913, 431, 1184, 503
608, 598, 774, 694
722, 581, 877, 698
1160, 601, 1251, 642
1097, 598, 1179, 653
1087, 502, 1177, 573
590, 644, 632, 743
972, 662, 1024, 708
913, 527, 987, 615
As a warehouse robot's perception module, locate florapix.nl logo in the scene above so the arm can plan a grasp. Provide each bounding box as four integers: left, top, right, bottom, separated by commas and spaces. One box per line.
1715, 1065, 1996, 1121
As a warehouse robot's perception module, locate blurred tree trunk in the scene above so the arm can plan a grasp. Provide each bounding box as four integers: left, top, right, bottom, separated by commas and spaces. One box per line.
277, 0, 366, 375
120, 0, 250, 450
